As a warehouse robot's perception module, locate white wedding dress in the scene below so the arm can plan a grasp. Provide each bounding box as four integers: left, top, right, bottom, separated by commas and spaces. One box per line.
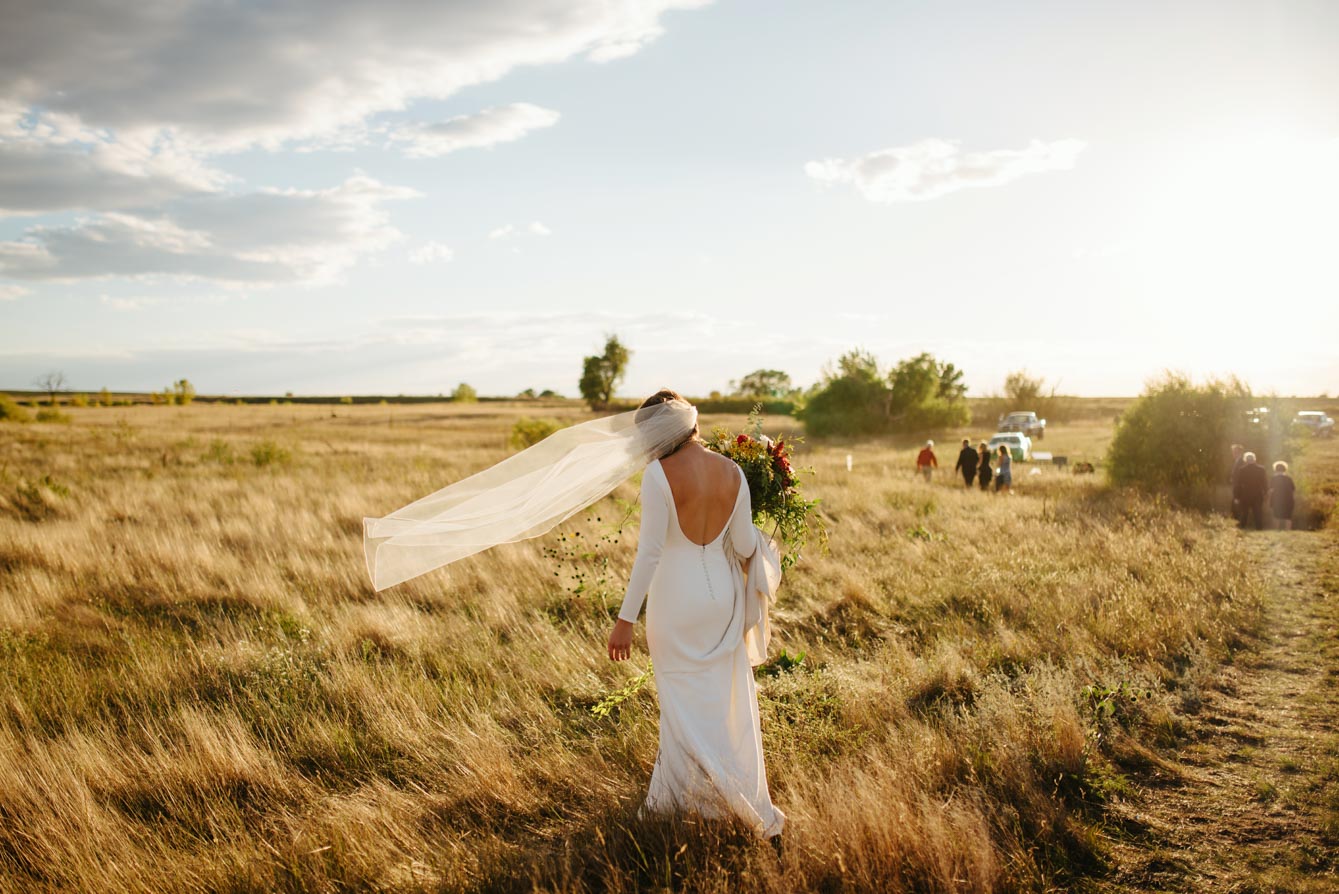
617, 459, 785, 839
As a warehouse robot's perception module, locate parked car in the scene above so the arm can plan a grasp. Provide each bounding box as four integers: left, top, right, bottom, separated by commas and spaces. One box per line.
1245, 406, 1271, 426
988, 431, 1031, 462
1294, 411, 1335, 437
997, 411, 1046, 440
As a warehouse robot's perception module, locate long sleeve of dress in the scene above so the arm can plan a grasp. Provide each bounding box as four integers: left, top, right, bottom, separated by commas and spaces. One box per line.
726, 469, 756, 560
618, 467, 670, 623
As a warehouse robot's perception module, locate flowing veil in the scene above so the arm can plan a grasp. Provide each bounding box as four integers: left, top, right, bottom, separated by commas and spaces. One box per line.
364, 399, 698, 591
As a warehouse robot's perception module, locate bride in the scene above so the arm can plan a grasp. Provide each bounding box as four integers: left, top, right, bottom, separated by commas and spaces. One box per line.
363, 388, 783, 840
607, 390, 785, 841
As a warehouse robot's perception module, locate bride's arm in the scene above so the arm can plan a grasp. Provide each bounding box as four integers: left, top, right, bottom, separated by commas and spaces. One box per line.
609, 468, 668, 660
726, 468, 756, 559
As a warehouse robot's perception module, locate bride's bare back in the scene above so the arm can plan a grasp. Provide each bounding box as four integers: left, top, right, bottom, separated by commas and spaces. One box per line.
657, 443, 742, 546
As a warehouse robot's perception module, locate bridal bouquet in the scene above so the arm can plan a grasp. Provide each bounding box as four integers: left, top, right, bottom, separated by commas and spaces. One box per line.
706, 408, 825, 571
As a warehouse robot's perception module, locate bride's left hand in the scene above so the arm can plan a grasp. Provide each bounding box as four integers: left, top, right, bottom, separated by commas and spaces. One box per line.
607, 619, 633, 661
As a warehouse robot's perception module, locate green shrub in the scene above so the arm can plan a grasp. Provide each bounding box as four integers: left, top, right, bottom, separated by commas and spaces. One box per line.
799, 350, 969, 437
70, 393, 89, 408
204, 440, 236, 464
800, 354, 889, 437
1106, 374, 1291, 505
509, 417, 562, 450
35, 408, 72, 424
250, 440, 292, 467
0, 393, 32, 423
451, 383, 478, 403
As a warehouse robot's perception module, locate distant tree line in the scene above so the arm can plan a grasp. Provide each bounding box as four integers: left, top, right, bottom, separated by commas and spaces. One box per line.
8, 351, 1097, 444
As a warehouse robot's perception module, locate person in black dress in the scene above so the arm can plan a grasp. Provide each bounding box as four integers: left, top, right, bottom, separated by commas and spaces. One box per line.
954, 438, 979, 488
1234, 451, 1268, 530
1269, 461, 1296, 531
976, 441, 993, 492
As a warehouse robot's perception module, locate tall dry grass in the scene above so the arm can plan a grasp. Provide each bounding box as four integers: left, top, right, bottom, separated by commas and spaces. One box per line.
0, 403, 1265, 892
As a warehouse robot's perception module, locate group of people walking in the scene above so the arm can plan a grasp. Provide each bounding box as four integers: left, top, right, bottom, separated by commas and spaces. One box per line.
915, 439, 1014, 493
1231, 443, 1296, 530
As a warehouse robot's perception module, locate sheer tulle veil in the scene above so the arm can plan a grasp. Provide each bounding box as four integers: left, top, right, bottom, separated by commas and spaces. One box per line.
363, 399, 698, 591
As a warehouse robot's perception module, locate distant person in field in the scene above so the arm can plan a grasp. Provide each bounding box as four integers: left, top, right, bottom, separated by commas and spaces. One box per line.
995, 444, 1013, 494
977, 442, 993, 491
1229, 443, 1246, 519
916, 440, 938, 482
1234, 451, 1268, 529
1269, 461, 1296, 531
954, 438, 978, 487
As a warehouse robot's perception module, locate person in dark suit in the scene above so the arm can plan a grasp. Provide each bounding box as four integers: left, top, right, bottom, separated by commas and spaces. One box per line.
1234, 451, 1268, 530
1269, 461, 1296, 531
1229, 443, 1245, 520
954, 438, 979, 488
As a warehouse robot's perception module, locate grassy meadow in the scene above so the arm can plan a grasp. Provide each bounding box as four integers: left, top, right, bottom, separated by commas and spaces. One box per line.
0, 400, 1327, 892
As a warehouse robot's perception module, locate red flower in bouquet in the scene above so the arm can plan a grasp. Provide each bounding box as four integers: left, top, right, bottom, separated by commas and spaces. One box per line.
706, 409, 825, 571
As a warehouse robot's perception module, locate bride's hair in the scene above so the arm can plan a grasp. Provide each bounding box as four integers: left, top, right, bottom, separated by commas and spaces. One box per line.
639, 389, 699, 457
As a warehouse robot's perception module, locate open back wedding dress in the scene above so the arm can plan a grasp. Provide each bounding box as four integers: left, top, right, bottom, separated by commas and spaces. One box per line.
617, 459, 785, 839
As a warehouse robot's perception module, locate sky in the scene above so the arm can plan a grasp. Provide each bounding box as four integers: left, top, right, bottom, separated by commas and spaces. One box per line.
2, 0, 1337, 398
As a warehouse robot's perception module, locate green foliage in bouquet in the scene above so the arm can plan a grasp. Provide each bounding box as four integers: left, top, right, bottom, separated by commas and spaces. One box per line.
706, 407, 826, 571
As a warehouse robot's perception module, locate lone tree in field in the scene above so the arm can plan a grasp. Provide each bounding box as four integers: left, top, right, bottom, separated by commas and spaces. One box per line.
731, 369, 794, 399
33, 370, 67, 406
888, 353, 969, 431
171, 379, 196, 406
1003, 370, 1046, 406
451, 383, 478, 403
980, 369, 1068, 426
579, 335, 630, 410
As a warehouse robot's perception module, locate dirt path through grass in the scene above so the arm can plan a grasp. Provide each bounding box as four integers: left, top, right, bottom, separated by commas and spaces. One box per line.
1098, 530, 1339, 892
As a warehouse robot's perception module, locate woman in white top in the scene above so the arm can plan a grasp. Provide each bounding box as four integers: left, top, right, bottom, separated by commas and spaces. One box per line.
607, 390, 785, 841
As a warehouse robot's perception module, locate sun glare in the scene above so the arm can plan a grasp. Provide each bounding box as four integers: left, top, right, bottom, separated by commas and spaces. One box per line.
1126, 133, 1338, 375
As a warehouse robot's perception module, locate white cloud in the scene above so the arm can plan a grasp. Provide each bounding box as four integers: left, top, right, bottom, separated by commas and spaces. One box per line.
393, 103, 560, 158
0, 1, 711, 151
489, 221, 553, 240
0, 2, 711, 279
0, 110, 228, 215
805, 138, 1086, 203
0, 175, 418, 284
0, 284, 28, 301
409, 241, 454, 265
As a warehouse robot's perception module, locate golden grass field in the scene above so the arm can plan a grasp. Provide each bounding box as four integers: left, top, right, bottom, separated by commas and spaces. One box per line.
0, 402, 1334, 892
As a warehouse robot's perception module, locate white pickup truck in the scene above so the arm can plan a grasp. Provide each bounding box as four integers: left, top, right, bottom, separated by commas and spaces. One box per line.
997, 411, 1046, 440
